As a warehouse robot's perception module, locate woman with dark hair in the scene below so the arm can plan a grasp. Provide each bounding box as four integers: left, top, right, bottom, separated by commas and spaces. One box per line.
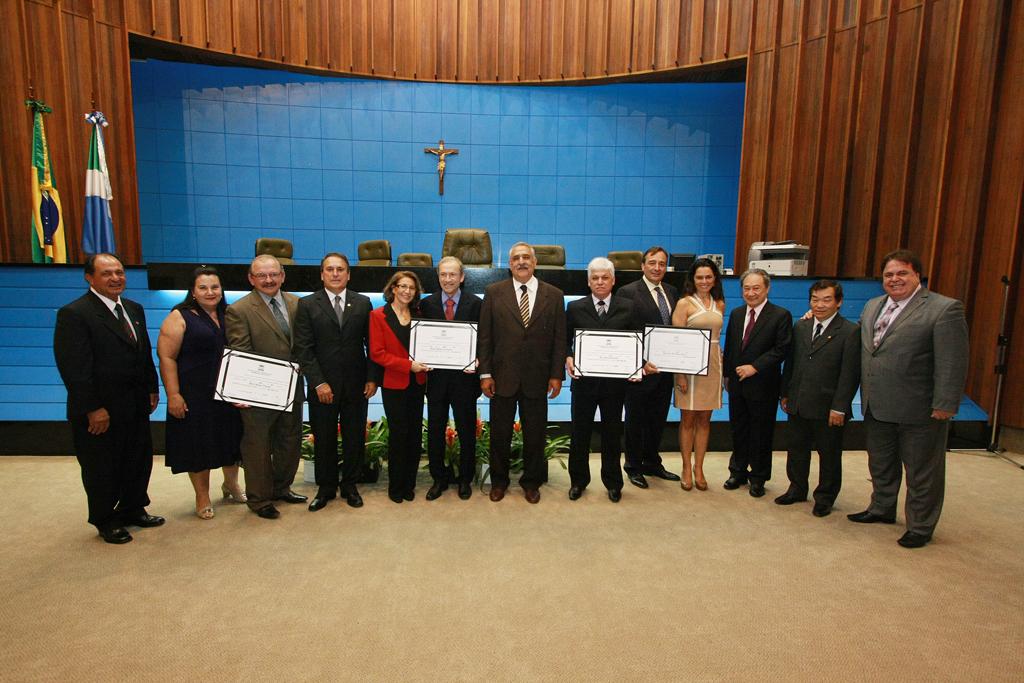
157, 267, 244, 519
369, 271, 430, 503
670, 257, 726, 491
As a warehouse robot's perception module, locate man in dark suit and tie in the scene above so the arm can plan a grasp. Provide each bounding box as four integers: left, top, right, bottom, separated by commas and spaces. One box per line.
54, 253, 163, 544
777, 280, 860, 517
226, 255, 307, 518
848, 250, 969, 548
565, 257, 634, 502
292, 252, 380, 512
478, 242, 566, 504
618, 246, 681, 488
722, 268, 792, 497
419, 256, 482, 501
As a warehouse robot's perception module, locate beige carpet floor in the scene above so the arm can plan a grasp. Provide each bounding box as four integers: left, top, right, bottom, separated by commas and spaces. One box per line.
1, 450, 1022, 682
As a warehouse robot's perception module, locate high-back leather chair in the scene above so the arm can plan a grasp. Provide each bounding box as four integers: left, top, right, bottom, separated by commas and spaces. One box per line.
357, 239, 392, 266
441, 229, 492, 266
533, 244, 566, 269
254, 238, 295, 265
607, 250, 644, 271
397, 253, 433, 268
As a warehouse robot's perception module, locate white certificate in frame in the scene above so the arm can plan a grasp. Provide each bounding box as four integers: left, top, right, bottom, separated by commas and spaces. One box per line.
214, 349, 300, 411
409, 319, 477, 371
574, 329, 644, 380
643, 325, 711, 375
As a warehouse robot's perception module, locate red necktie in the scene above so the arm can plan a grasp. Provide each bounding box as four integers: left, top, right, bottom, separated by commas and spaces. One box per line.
444, 298, 455, 321
741, 308, 756, 349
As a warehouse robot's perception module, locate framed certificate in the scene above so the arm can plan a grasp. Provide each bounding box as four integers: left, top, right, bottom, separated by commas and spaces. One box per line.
409, 319, 477, 371
643, 325, 712, 375
573, 329, 644, 380
214, 349, 300, 411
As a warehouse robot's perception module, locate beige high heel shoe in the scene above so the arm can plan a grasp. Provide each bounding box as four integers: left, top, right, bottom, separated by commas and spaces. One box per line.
222, 483, 247, 503
196, 504, 215, 520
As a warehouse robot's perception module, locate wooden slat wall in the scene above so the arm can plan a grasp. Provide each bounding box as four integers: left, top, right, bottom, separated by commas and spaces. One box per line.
0, 0, 1021, 427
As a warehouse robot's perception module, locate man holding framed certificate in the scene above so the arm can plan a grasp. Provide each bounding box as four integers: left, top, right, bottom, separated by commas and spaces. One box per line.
565, 257, 637, 502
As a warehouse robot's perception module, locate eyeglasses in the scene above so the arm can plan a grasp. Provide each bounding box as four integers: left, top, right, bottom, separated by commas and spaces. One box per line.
252, 272, 282, 280
393, 283, 416, 291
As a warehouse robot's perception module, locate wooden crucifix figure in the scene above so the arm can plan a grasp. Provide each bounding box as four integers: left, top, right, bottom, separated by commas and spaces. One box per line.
424, 139, 459, 195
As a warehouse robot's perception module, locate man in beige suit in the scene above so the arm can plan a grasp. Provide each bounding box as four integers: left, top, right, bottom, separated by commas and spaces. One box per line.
226, 255, 307, 518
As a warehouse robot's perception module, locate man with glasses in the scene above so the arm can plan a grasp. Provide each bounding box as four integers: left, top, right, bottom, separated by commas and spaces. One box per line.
225, 255, 307, 518
293, 253, 380, 512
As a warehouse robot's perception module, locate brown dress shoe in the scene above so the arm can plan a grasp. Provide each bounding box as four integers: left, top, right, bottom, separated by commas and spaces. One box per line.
489, 485, 507, 502
524, 488, 540, 504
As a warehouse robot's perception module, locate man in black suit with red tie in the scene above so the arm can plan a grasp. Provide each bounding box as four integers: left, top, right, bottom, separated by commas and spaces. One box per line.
723, 268, 793, 497
293, 252, 380, 512
53, 253, 164, 544
478, 242, 566, 504
618, 246, 682, 488
565, 257, 634, 502
420, 256, 483, 501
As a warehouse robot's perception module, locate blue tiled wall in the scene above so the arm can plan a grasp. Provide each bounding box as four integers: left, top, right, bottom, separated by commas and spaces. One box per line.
0, 265, 987, 423
132, 60, 744, 268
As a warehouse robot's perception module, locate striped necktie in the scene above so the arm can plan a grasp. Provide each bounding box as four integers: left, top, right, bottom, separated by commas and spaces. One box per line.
518, 285, 530, 326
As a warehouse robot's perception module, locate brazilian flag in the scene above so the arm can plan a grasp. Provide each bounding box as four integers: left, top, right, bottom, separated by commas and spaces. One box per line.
27, 99, 67, 263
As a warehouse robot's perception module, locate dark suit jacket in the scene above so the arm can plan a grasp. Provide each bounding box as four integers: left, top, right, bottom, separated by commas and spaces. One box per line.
617, 278, 679, 332
53, 292, 158, 420
419, 290, 483, 401
226, 289, 305, 403
369, 305, 427, 390
723, 301, 793, 401
478, 278, 566, 399
780, 315, 861, 419
292, 288, 381, 402
565, 295, 635, 397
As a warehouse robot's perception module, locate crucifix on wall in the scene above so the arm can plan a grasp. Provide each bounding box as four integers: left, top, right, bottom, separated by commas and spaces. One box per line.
424, 139, 459, 195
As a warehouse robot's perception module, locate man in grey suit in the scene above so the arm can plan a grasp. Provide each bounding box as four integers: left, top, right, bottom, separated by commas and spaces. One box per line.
777, 280, 860, 517
226, 255, 307, 519
848, 250, 969, 548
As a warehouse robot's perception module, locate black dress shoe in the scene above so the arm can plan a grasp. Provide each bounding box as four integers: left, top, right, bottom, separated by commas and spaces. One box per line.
608, 489, 622, 503
426, 483, 448, 501
458, 482, 472, 500
749, 482, 766, 497
276, 490, 308, 504
897, 531, 931, 548
308, 496, 331, 512
344, 490, 364, 508
723, 477, 746, 490
568, 485, 584, 500
847, 509, 896, 524
489, 485, 507, 502
122, 512, 165, 528
812, 503, 832, 517
774, 492, 806, 505
388, 493, 404, 504
98, 526, 132, 544
647, 467, 681, 482
627, 473, 649, 489
255, 505, 280, 519
403, 490, 415, 502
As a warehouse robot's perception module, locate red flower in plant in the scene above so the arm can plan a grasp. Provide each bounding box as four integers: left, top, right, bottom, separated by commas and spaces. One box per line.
475, 418, 483, 437
445, 426, 457, 447
365, 420, 371, 440
513, 421, 521, 433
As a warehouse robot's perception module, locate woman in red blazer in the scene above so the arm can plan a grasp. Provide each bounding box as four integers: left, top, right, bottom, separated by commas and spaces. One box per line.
369, 271, 430, 503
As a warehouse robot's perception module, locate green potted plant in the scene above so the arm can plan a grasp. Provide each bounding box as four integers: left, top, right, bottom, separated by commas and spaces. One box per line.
301, 419, 387, 484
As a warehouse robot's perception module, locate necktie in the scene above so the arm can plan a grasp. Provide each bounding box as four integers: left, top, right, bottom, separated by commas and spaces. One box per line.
597, 299, 606, 318
654, 286, 671, 324
115, 303, 136, 344
873, 301, 900, 348
333, 294, 344, 328
518, 285, 530, 326
444, 297, 455, 321
812, 322, 823, 343
741, 308, 756, 348
270, 297, 290, 338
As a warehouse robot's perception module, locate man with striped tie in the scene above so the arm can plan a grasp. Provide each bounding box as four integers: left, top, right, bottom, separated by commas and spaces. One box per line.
478, 242, 566, 504
848, 250, 968, 548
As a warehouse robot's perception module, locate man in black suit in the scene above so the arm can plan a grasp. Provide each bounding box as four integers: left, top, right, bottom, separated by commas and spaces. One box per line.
777, 280, 860, 517
478, 242, 566, 504
293, 252, 380, 512
565, 257, 634, 502
420, 256, 482, 501
722, 268, 792, 497
53, 253, 164, 544
619, 246, 681, 488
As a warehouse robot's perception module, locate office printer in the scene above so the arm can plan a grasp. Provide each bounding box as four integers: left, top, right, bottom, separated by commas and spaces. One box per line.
747, 241, 809, 276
